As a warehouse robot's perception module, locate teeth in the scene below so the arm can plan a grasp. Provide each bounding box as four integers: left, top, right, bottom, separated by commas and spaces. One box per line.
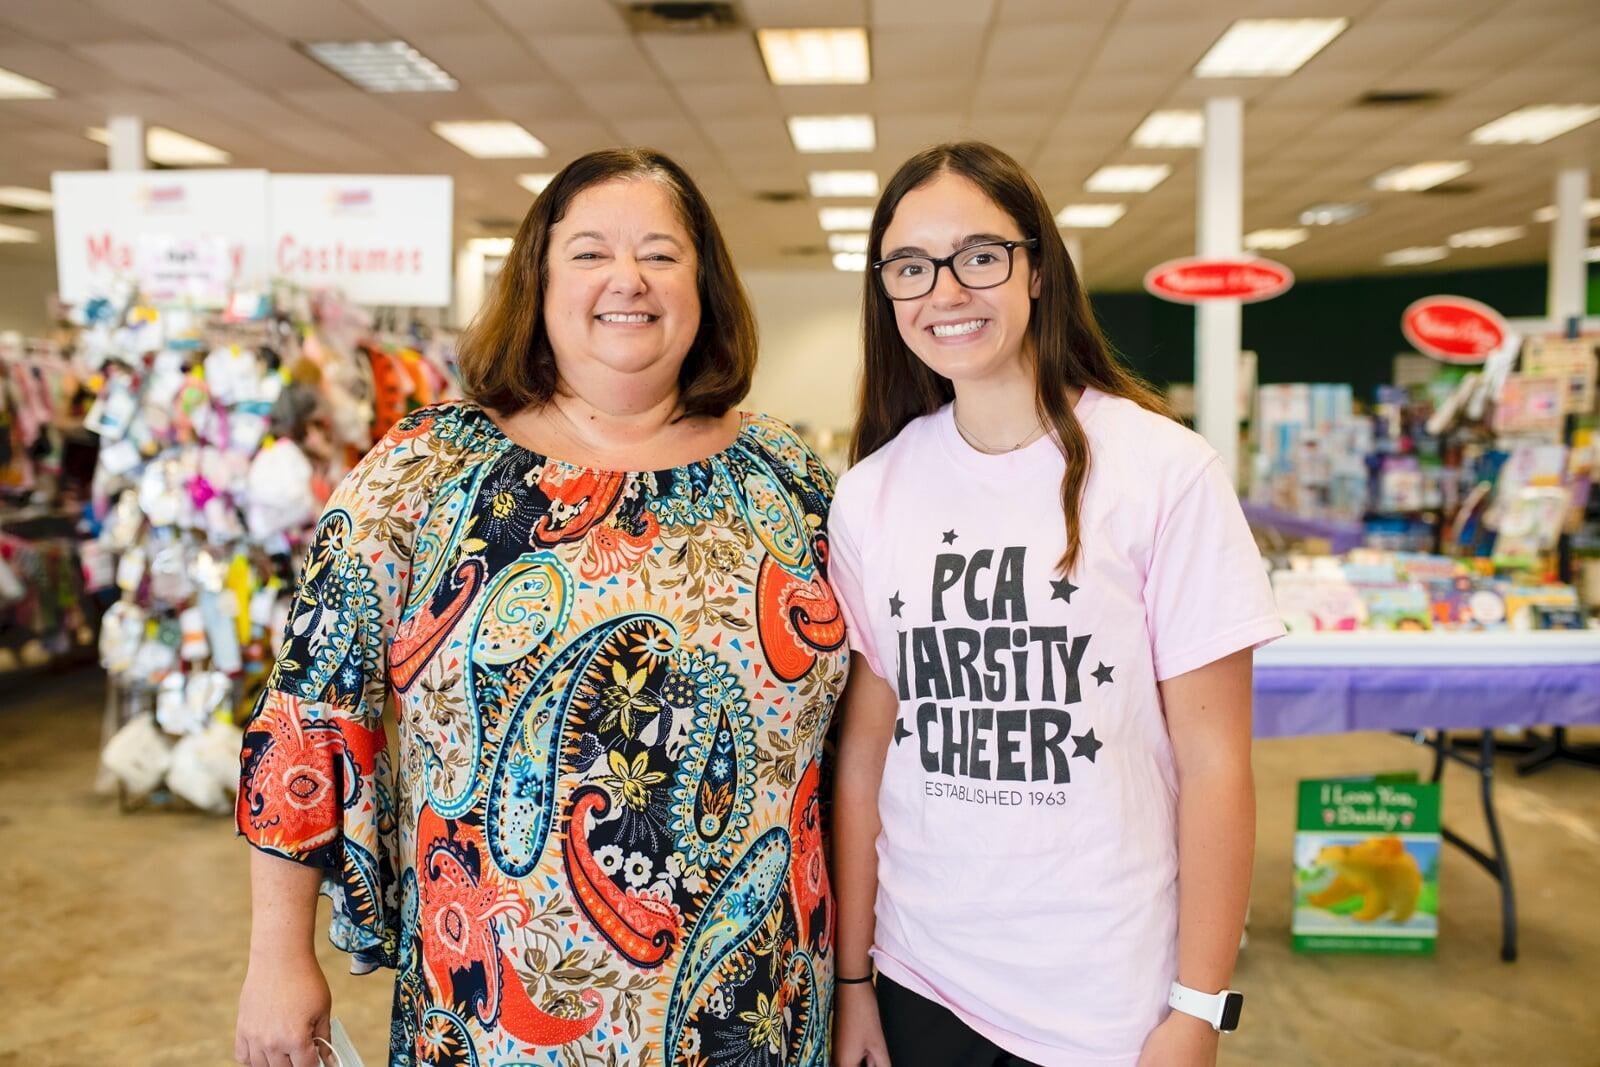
599, 313, 652, 323
931, 319, 986, 337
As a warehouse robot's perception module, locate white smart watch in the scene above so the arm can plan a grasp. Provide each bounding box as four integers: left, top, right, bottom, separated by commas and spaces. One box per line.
1168, 981, 1244, 1033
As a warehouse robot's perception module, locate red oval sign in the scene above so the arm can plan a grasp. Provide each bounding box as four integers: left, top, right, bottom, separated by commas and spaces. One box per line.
1401, 296, 1509, 364
1143, 257, 1294, 304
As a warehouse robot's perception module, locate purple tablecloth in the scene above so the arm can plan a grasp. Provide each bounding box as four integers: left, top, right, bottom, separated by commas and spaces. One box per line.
1253, 663, 1600, 738
1240, 502, 1366, 553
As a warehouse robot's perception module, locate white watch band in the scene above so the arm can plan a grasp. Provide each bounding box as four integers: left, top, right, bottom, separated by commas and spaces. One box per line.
1168, 981, 1244, 1033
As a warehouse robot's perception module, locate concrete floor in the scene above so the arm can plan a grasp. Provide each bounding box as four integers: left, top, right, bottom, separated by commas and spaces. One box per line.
1, 669, 1597, 1066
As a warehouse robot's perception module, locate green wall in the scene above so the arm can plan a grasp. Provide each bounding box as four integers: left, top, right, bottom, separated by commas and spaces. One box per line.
1090, 262, 1600, 402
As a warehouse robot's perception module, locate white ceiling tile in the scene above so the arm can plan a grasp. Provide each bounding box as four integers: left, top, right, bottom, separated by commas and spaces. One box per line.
700, 116, 791, 153
873, 77, 972, 113
345, 0, 503, 36
213, 0, 389, 40
86, 0, 266, 41
973, 76, 1074, 114
612, 117, 714, 154
740, 0, 868, 27
473, 83, 589, 122
410, 33, 552, 85
479, 0, 627, 34
873, 28, 985, 81
200, 38, 352, 90
574, 82, 685, 122
72, 42, 245, 93
0, 0, 148, 44
872, 0, 995, 26
982, 23, 1103, 79
875, 112, 965, 150
638, 33, 768, 84
524, 34, 653, 82
678, 82, 780, 120
995, 0, 1121, 24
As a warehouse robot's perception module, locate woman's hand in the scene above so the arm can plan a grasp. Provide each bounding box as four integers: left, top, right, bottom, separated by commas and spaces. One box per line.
834, 982, 893, 1067
1136, 1012, 1219, 1067
234, 948, 332, 1067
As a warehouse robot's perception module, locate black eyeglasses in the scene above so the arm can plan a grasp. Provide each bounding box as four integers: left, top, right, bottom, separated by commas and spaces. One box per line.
872, 238, 1038, 300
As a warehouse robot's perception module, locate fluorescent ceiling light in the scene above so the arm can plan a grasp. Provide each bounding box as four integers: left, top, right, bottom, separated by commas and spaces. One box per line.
1448, 226, 1526, 249
828, 232, 869, 253
1085, 165, 1170, 193
1244, 228, 1308, 250
819, 207, 874, 231
517, 173, 556, 195
757, 28, 870, 85
432, 121, 547, 158
788, 114, 875, 153
808, 170, 879, 198
0, 187, 53, 211
1299, 201, 1367, 226
1470, 104, 1600, 146
1195, 18, 1348, 78
303, 40, 457, 92
1131, 110, 1203, 148
467, 237, 514, 256
1055, 203, 1126, 228
1533, 199, 1600, 223
1588, 246, 1600, 263
0, 223, 39, 243
0, 66, 54, 99
86, 125, 231, 165
1371, 161, 1471, 192
833, 251, 867, 272
1382, 246, 1448, 266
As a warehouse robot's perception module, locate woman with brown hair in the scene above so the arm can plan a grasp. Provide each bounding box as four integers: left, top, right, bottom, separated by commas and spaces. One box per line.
827, 142, 1282, 1066
234, 148, 846, 1067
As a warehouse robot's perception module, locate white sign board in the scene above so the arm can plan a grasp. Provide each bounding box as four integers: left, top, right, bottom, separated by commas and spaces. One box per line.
52, 170, 272, 307
52, 170, 454, 308
269, 175, 453, 307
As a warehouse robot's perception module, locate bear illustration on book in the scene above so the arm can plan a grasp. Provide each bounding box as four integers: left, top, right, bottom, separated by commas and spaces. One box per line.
1307, 836, 1424, 923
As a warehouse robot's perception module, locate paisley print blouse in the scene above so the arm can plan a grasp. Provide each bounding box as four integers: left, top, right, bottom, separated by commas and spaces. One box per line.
237, 402, 847, 1066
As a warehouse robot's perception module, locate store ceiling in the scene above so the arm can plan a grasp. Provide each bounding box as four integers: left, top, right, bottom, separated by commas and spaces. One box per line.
0, 0, 1596, 291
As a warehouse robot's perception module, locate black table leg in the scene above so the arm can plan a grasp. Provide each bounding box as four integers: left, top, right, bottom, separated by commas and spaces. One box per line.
1515, 726, 1600, 776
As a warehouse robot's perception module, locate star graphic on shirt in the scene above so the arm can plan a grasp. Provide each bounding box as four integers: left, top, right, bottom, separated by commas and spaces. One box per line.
1072, 728, 1103, 762
1050, 578, 1078, 603
1092, 662, 1115, 686
894, 719, 911, 746
941, 529, 958, 544
889, 592, 904, 617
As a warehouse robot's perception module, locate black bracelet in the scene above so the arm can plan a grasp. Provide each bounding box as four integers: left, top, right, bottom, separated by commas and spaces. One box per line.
837, 974, 873, 985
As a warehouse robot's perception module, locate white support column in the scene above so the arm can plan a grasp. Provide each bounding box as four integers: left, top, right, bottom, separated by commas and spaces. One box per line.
1064, 236, 1085, 286
107, 114, 145, 171
1196, 96, 1243, 485
1549, 168, 1589, 326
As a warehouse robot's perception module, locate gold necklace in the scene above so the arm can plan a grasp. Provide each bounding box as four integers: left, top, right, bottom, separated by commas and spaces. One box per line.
952, 403, 1046, 454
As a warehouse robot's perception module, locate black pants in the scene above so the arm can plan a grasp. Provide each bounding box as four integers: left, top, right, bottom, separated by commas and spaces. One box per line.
876, 974, 1044, 1067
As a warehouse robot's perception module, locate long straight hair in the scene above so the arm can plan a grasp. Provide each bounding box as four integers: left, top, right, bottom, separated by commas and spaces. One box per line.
853, 142, 1174, 574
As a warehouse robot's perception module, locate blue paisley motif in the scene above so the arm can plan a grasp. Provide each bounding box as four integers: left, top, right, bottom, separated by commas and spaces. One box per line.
668, 647, 757, 875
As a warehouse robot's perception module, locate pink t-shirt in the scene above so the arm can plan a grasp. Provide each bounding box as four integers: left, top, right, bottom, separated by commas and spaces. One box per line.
827, 389, 1284, 1066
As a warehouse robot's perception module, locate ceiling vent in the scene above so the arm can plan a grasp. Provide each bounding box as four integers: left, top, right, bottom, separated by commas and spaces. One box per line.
1417, 183, 1480, 196
1357, 90, 1444, 107
754, 189, 804, 204
619, 3, 742, 33
780, 244, 827, 257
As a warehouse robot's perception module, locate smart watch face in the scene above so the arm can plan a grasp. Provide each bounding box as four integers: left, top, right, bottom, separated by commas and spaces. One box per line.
1219, 991, 1244, 1032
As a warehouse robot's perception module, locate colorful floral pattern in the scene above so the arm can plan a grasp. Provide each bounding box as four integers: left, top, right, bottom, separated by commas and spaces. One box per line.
238, 402, 845, 1066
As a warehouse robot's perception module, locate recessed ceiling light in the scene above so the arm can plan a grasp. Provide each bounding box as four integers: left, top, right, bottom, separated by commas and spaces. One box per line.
819, 206, 874, 231
788, 115, 875, 153
1055, 204, 1126, 228
85, 125, 232, 166
0, 223, 39, 243
1447, 226, 1526, 248
302, 40, 458, 92
1194, 18, 1348, 78
1244, 228, 1309, 250
1085, 165, 1170, 193
808, 170, 879, 198
0, 66, 54, 100
828, 232, 869, 253
833, 251, 867, 272
1371, 161, 1471, 192
1298, 201, 1368, 226
0, 187, 53, 212
432, 121, 547, 158
757, 28, 870, 85
1470, 104, 1600, 145
1131, 111, 1203, 148
517, 174, 556, 195
1382, 246, 1448, 266
1533, 199, 1600, 223
467, 237, 515, 256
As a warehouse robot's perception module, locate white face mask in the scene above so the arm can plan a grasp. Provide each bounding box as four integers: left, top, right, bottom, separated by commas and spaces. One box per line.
315, 1018, 364, 1067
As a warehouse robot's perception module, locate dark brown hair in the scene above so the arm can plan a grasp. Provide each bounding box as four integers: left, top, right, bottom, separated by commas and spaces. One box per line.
853, 141, 1174, 574
458, 147, 757, 418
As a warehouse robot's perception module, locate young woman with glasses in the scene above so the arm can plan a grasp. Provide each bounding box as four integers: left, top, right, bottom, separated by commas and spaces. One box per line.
826, 142, 1283, 1067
